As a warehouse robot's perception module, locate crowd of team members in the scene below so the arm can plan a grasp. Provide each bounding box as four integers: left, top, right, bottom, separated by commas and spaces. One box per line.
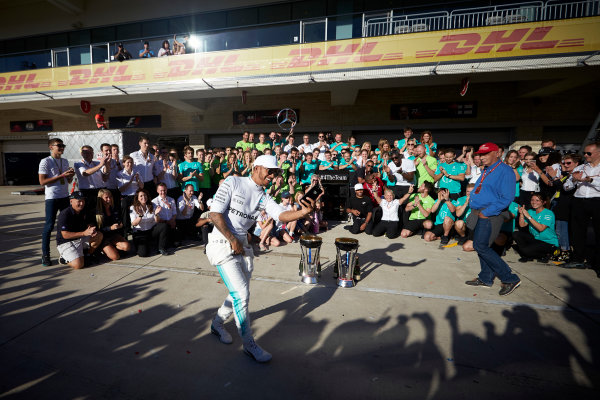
39, 128, 599, 272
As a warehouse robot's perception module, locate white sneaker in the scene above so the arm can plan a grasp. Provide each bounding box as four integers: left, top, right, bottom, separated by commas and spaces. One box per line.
211, 320, 233, 344
243, 338, 272, 363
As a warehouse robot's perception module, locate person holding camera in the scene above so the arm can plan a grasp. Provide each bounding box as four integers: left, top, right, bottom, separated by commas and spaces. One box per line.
114, 43, 132, 62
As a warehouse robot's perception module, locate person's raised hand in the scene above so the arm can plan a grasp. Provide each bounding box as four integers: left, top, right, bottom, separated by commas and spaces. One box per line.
571, 171, 584, 182
154, 206, 162, 215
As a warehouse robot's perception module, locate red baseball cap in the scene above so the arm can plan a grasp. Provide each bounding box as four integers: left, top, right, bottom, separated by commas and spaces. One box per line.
474, 143, 500, 154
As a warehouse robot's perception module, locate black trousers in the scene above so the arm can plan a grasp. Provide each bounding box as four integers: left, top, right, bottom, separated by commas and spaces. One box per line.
176, 218, 199, 242
350, 217, 374, 234
513, 231, 556, 259
132, 223, 168, 257
371, 220, 400, 239
120, 195, 134, 235
570, 197, 600, 266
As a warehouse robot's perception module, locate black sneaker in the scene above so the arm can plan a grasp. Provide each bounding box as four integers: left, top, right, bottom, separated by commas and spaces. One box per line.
159, 249, 170, 256
58, 257, 67, 265
518, 257, 532, 263
465, 278, 492, 287
41, 255, 52, 267
499, 281, 521, 296
456, 236, 467, 246
440, 235, 449, 246
537, 257, 550, 264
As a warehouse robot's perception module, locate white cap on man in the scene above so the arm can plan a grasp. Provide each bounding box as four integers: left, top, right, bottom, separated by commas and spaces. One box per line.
253, 155, 280, 170
354, 183, 364, 191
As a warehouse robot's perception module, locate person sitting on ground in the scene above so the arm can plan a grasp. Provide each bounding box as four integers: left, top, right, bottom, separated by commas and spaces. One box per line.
513, 192, 559, 263
454, 184, 474, 250
176, 184, 204, 243
362, 173, 384, 206
152, 183, 177, 247
56, 191, 104, 269
400, 182, 435, 238
254, 210, 276, 251
423, 188, 457, 246
273, 192, 295, 244
130, 188, 169, 257
95, 189, 131, 260
370, 188, 401, 239
346, 183, 373, 234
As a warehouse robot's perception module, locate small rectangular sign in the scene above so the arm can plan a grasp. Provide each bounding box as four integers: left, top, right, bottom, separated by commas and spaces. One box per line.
10, 120, 53, 132
233, 109, 300, 126
109, 115, 162, 129
391, 102, 477, 120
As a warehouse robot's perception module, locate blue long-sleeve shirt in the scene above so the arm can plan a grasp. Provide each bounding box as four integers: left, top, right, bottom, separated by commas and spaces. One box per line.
469, 160, 515, 217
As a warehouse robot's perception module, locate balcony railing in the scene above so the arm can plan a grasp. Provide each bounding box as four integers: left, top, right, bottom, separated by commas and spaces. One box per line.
0, 0, 598, 74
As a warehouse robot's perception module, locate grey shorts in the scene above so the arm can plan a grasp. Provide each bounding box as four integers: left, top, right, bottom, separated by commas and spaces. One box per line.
57, 237, 90, 263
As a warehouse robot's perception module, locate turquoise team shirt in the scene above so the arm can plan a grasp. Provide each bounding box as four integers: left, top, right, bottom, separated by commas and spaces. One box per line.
178, 161, 204, 191
435, 162, 467, 194
452, 195, 472, 221
330, 142, 347, 153
515, 164, 523, 198
300, 160, 318, 184
424, 143, 437, 155
433, 199, 456, 225
320, 160, 335, 170
338, 158, 356, 172
500, 202, 519, 233
527, 208, 559, 247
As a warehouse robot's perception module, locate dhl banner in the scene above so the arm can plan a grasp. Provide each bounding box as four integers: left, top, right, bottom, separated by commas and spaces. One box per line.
1, 17, 598, 95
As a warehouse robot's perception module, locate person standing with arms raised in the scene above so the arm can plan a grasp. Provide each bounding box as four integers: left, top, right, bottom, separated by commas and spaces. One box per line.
465, 143, 521, 296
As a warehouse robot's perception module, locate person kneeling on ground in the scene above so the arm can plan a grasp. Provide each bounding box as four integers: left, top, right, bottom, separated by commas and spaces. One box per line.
371, 188, 401, 239
454, 184, 474, 250
513, 192, 559, 263
176, 183, 204, 243
56, 191, 104, 269
130, 188, 170, 256
423, 188, 456, 245
152, 183, 177, 248
400, 182, 435, 238
346, 183, 373, 234
273, 191, 296, 244
96, 189, 131, 260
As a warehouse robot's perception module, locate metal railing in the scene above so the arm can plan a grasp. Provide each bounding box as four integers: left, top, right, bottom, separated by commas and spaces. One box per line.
544, 0, 600, 20
364, 11, 448, 37
449, 2, 544, 29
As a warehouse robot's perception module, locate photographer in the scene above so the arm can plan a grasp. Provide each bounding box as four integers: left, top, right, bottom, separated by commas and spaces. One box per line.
114, 43, 132, 62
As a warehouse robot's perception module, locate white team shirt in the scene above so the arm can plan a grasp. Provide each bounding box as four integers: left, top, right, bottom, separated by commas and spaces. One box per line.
117, 168, 142, 196
130, 150, 155, 182
154, 159, 178, 189
38, 156, 70, 199
130, 205, 156, 232
380, 199, 401, 221
521, 169, 540, 192
564, 163, 600, 198
388, 159, 416, 186
313, 142, 330, 161
176, 194, 201, 220
74, 159, 104, 189
210, 176, 285, 236
104, 159, 120, 189
152, 195, 177, 221
298, 143, 315, 154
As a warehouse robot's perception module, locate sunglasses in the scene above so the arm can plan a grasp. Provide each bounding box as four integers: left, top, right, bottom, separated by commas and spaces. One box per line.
584, 152, 593, 156
54, 144, 66, 148
267, 168, 280, 176
561, 161, 572, 165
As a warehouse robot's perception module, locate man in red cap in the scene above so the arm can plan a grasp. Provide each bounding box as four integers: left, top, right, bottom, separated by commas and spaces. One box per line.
465, 143, 521, 296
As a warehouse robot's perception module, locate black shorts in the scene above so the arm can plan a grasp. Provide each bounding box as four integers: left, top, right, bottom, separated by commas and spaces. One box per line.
403, 218, 425, 233
427, 224, 445, 237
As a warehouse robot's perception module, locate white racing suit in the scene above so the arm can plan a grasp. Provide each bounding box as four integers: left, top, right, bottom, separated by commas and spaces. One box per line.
206, 176, 284, 341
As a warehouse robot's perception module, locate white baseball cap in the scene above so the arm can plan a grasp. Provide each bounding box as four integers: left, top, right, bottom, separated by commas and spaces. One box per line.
253, 155, 280, 170
354, 183, 364, 191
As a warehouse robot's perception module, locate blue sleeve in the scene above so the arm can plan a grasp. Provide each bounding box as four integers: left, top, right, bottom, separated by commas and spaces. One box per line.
482, 168, 516, 217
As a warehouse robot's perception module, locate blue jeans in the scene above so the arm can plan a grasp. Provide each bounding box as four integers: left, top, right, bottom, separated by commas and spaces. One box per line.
473, 217, 519, 285
555, 220, 569, 251
42, 197, 69, 257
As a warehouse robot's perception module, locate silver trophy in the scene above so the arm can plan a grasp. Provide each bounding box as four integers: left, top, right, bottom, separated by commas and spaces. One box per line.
276, 108, 297, 132
299, 234, 322, 284
334, 237, 360, 288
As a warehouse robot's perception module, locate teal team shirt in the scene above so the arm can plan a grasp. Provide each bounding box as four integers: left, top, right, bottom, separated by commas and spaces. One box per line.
527, 208, 559, 247
452, 195, 472, 221
320, 160, 335, 170
424, 143, 437, 155
337, 158, 356, 172
300, 160, 318, 184
435, 162, 467, 194
330, 142, 347, 153
500, 202, 519, 233
433, 199, 456, 225
178, 161, 204, 191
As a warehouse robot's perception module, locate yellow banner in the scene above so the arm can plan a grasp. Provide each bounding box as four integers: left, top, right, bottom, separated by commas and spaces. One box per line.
1, 17, 598, 95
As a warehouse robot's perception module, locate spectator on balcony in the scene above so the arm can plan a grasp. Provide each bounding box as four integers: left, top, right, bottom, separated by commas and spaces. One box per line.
114, 43, 132, 62
139, 41, 155, 58
95, 108, 108, 130
158, 40, 173, 57
173, 34, 189, 55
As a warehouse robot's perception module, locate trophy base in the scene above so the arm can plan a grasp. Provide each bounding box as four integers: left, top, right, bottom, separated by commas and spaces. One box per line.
301, 274, 318, 284
337, 277, 355, 288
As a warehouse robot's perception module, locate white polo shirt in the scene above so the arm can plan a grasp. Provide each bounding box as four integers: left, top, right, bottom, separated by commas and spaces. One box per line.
74, 159, 104, 189
130, 150, 155, 182
388, 159, 416, 186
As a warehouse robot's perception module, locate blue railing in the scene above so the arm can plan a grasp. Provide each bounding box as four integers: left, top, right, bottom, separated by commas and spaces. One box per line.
0, 0, 598, 74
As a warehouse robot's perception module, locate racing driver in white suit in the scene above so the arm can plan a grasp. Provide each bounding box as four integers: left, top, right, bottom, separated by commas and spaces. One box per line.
206, 155, 314, 362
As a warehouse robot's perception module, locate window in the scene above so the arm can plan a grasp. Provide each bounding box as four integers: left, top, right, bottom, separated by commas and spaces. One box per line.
258, 3, 291, 24
194, 11, 227, 31
91, 27, 116, 43
117, 23, 142, 40
227, 8, 258, 27
142, 20, 169, 37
